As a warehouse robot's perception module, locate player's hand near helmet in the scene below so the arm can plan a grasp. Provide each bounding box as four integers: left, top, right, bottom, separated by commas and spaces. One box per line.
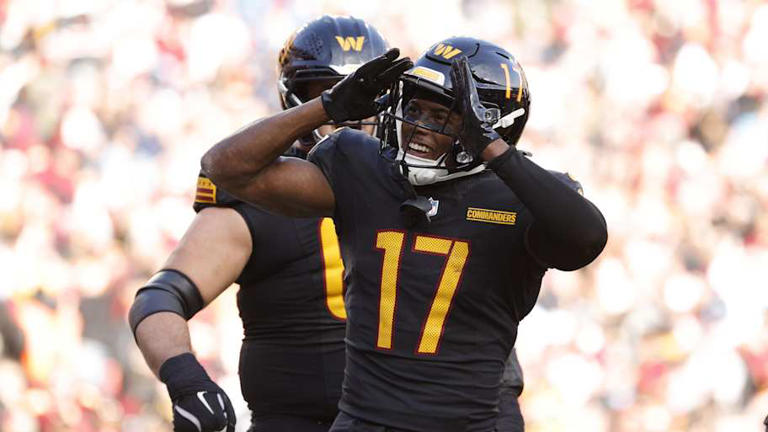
160, 353, 236, 432
321, 48, 412, 122
450, 56, 504, 159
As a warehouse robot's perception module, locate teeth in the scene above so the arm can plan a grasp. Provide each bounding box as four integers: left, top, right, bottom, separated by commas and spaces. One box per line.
408, 143, 430, 153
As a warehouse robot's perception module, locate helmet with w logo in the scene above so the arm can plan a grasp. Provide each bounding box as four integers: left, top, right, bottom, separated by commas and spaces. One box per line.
379, 37, 531, 183
277, 15, 389, 110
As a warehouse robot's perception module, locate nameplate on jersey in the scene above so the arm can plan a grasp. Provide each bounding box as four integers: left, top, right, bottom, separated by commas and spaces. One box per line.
195, 176, 217, 204
466, 207, 517, 225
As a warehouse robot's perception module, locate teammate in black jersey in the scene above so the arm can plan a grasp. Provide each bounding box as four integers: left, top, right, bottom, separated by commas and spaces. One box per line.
128, 16, 388, 432
202, 36, 606, 431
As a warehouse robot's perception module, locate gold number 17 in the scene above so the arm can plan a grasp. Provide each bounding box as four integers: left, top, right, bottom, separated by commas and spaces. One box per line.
375, 231, 470, 354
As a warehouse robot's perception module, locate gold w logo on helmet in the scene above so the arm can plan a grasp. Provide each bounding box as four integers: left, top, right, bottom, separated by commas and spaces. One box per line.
335, 36, 365, 51
433, 43, 462, 60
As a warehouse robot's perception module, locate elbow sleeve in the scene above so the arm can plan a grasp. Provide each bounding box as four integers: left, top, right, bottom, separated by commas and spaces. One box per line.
128, 269, 204, 335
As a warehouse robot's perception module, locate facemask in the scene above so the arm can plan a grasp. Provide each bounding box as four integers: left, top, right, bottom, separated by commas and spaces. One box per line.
388, 87, 486, 186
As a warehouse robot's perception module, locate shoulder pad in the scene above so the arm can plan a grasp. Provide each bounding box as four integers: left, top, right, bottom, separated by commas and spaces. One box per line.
549, 171, 584, 195
192, 172, 245, 212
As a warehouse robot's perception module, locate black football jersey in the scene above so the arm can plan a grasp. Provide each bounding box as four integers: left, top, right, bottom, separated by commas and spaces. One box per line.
193, 174, 346, 420
309, 129, 579, 431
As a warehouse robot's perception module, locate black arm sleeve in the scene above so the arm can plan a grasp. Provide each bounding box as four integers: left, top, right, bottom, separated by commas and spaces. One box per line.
486, 147, 607, 271
128, 269, 204, 335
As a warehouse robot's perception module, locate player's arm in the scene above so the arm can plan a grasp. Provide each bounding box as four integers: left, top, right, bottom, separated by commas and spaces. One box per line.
201, 48, 411, 217
131, 207, 251, 374
202, 101, 336, 217
451, 57, 607, 271
483, 142, 606, 270
128, 207, 250, 431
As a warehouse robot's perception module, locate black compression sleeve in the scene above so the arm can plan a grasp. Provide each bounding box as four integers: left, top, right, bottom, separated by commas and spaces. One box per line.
486, 147, 607, 270
128, 269, 204, 335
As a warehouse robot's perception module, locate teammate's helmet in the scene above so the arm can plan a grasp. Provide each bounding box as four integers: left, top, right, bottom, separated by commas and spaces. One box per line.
278, 15, 389, 110
278, 16, 389, 147
380, 37, 530, 178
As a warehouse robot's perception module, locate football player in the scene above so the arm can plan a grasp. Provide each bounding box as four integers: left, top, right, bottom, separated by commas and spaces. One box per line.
129, 16, 388, 432
201, 36, 606, 431
130, 19, 529, 432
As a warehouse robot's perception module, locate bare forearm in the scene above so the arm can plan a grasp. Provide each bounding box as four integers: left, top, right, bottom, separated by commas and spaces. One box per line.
201, 98, 329, 192
135, 312, 193, 377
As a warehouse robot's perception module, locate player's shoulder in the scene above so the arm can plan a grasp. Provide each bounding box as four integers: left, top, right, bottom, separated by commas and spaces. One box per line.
308, 128, 384, 187
461, 168, 585, 205
309, 128, 378, 158
549, 170, 584, 195
335, 127, 378, 147
457, 170, 522, 209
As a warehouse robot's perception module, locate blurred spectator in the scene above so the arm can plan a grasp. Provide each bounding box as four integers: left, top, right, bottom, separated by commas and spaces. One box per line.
0, 0, 766, 431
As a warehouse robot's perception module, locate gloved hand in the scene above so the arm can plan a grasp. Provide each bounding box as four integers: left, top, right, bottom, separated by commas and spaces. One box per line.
321, 48, 412, 122
450, 56, 502, 159
159, 353, 236, 432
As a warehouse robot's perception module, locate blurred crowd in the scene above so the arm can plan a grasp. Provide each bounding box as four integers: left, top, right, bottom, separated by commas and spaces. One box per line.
0, 0, 766, 431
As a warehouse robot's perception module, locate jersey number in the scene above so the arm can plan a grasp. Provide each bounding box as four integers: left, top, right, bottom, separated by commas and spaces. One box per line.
319, 218, 346, 320
375, 231, 470, 354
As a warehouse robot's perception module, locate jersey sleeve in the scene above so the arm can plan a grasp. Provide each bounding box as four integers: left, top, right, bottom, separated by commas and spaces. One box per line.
308, 129, 354, 221
192, 171, 316, 287
192, 172, 246, 213
306, 130, 343, 193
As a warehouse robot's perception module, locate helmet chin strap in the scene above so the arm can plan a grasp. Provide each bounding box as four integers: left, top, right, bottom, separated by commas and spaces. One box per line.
396, 149, 485, 186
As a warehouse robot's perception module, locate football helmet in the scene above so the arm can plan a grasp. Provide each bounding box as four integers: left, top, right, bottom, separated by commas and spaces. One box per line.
277, 15, 389, 145
379, 37, 530, 185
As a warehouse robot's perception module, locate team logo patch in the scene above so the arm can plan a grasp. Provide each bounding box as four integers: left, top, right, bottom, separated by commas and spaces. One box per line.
195, 176, 217, 204
466, 207, 517, 225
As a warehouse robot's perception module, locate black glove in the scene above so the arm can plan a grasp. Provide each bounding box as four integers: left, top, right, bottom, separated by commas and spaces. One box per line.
159, 353, 236, 432
321, 48, 412, 122
450, 56, 502, 158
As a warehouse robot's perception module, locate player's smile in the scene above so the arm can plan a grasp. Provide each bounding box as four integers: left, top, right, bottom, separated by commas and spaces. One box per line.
405, 135, 436, 158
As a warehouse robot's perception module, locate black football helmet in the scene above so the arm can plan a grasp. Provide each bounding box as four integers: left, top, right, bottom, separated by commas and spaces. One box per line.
379, 37, 530, 180
277, 15, 389, 145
